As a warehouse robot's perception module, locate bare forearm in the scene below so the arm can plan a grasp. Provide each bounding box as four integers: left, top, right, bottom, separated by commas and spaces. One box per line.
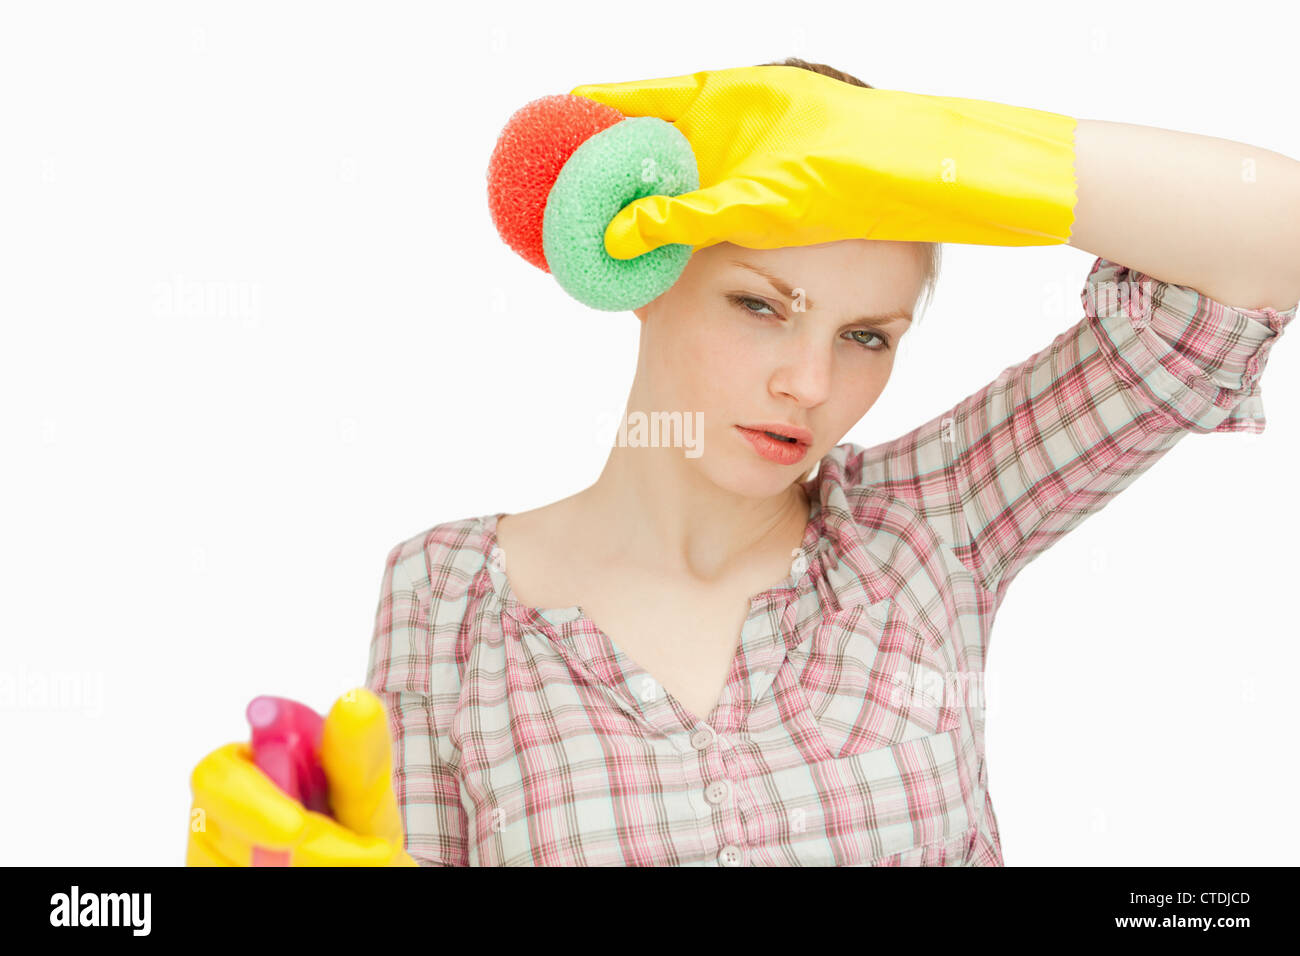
1066, 118, 1300, 310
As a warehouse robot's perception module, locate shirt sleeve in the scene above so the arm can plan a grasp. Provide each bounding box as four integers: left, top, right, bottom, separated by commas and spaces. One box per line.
364, 543, 469, 867
848, 255, 1296, 605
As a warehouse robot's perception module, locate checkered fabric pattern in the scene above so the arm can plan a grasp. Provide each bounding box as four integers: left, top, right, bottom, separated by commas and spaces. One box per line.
366, 257, 1294, 865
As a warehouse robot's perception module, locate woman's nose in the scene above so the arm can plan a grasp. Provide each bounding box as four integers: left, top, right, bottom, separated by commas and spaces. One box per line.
769, 339, 833, 407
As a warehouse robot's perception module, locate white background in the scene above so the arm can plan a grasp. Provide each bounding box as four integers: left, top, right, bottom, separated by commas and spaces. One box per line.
2, 0, 1297, 866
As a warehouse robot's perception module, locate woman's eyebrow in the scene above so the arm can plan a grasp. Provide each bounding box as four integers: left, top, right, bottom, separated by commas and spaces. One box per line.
728, 259, 913, 324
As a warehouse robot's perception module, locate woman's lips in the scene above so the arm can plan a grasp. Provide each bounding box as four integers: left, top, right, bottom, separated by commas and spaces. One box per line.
734, 425, 811, 465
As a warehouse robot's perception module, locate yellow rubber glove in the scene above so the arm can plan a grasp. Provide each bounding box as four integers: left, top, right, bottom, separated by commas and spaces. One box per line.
568, 65, 1078, 257
186, 687, 420, 866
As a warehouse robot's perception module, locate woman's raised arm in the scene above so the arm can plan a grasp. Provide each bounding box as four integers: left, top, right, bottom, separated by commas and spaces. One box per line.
841, 256, 1295, 605
1067, 118, 1300, 311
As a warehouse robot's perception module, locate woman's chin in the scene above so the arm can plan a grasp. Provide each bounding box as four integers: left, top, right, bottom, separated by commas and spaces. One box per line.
698, 456, 808, 500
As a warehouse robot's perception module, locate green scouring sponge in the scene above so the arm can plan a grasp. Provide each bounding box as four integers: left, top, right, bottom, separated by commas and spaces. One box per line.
486, 94, 699, 312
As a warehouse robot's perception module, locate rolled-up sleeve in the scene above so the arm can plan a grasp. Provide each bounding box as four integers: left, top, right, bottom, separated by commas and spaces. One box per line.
1084, 256, 1295, 434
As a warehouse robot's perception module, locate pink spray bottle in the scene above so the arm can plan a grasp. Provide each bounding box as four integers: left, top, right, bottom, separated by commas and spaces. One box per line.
245, 695, 332, 866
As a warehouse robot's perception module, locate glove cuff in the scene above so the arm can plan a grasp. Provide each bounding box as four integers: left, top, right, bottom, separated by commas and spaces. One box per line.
861, 89, 1079, 246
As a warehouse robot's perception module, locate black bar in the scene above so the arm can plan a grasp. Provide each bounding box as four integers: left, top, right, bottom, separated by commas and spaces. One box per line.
2, 866, 1286, 940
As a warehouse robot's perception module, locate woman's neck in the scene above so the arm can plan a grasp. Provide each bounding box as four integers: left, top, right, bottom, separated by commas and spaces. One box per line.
567, 441, 813, 585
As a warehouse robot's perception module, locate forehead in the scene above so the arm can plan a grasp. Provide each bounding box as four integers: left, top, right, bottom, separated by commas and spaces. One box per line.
694, 240, 927, 306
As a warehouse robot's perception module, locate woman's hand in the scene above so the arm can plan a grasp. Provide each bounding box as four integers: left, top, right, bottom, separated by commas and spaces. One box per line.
186, 687, 419, 866
569, 65, 1079, 256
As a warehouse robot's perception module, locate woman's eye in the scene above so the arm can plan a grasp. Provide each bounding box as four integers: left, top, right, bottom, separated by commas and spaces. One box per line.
848, 329, 890, 351
729, 294, 890, 352
728, 294, 777, 317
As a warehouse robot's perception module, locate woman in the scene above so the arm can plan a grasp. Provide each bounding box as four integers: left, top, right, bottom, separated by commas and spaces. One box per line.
187, 59, 1299, 866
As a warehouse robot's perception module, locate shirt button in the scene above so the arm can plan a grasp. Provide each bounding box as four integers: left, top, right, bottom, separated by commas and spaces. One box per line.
717, 844, 744, 867
704, 780, 731, 805
690, 726, 716, 750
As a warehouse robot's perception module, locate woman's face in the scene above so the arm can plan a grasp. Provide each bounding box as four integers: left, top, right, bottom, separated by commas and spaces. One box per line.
630, 238, 928, 498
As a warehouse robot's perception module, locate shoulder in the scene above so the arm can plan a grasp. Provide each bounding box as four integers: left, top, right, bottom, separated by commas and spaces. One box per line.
814, 441, 866, 485
383, 514, 497, 603
814, 440, 956, 549
814, 441, 886, 510
379, 516, 503, 662
368, 515, 499, 698
811, 440, 906, 530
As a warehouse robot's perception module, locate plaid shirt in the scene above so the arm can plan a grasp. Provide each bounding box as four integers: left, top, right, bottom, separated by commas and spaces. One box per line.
366, 257, 1295, 866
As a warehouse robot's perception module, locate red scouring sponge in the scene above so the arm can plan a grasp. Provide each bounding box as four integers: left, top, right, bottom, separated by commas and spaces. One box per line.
486, 94, 625, 273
